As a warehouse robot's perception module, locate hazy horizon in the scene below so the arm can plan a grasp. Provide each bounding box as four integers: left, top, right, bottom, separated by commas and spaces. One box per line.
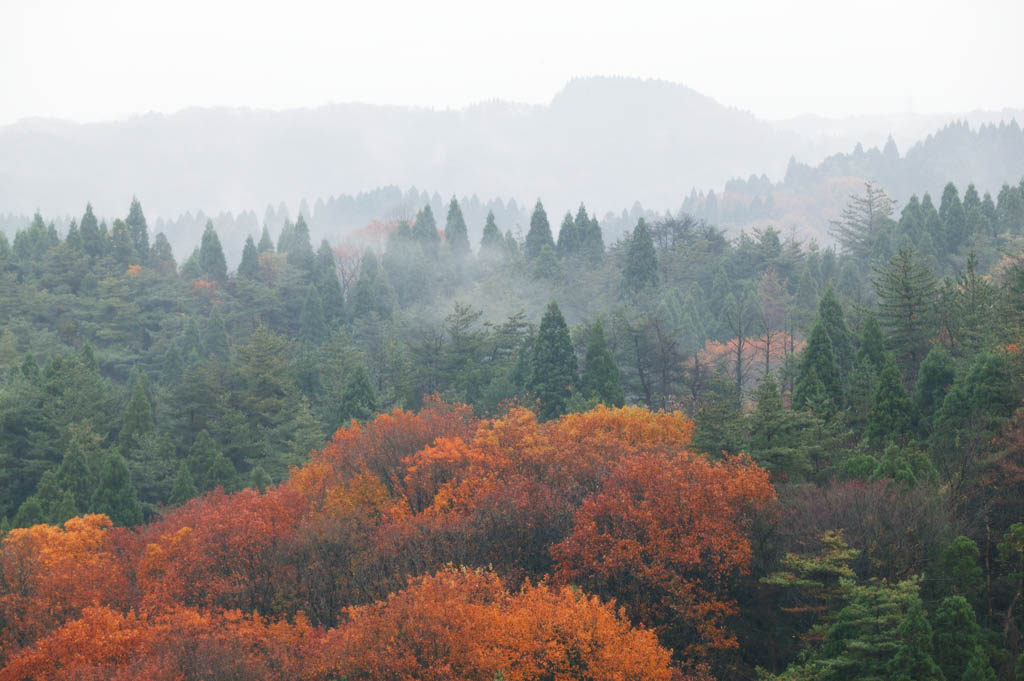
4, 0, 1024, 127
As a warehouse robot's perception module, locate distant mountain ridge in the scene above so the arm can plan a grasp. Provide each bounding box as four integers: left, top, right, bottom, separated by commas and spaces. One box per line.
2, 76, 1022, 245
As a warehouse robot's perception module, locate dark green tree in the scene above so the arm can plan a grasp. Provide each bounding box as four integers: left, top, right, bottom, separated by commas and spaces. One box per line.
79, 203, 103, 257
338, 364, 377, 424
622, 218, 659, 294
818, 285, 853, 381
126, 196, 149, 260
525, 200, 554, 260
939, 181, 967, 253
198, 220, 227, 282
444, 197, 470, 256
480, 210, 503, 256
314, 240, 345, 325
90, 450, 143, 526
412, 205, 440, 252
119, 373, 154, 450
287, 214, 315, 272
887, 598, 944, 681
205, 309, 230, 362
238, 235, 260, 279
866, 355, 914, 446
529, 301, 578, 420
299, 284, 328, 344
150, 233, 177, 275
932, 595, 982, 681
914, 344, 955, 437
257, 225, 275, 253
580, 319, 624, 407
856, 313, 886, 372
794, 320, 841, 412
873, 247, 937, 381
556, 211, 578, 258
168, 460, 198, 506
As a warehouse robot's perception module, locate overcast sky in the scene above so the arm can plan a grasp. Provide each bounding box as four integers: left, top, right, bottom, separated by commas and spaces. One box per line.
2, 0, 1023, 127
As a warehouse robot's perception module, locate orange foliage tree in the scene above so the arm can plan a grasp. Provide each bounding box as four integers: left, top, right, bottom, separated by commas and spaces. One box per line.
551, 450, 775, 656
0, 515, 135, 663
310, 567, 673, 681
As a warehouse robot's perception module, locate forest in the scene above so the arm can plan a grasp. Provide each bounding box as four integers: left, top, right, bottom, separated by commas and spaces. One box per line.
1, 171, 1024, 680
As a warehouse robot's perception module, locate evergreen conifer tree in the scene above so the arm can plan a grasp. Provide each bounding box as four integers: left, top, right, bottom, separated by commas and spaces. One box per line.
257, 225, 275, 253
817, 285, 853, 381
238, 235, 260, 279
205, 309, 230, 362
126, 197, 149, 260
556, 211, 578, 258
338, 364, 377, 424
79, 203, 103, 257
198, 220, 228, 282
856, 313, 887, 371
314, 240, 345, 324
914, 343, 955, 436
480, 210, 503, 256
444, 197, 470, 256
412, 205, 440, 252
940, 181, 967, 253
525, 200, 554, 260
529, 301, 578, 420
622, 218, 659, 294
250, 465, 272, 493
887, 598, 944, 681
90, 450, 143, 526
119, 374, 155, 449
299, 284, 328, 344
867, 356, 914, 445
288, 214, 315, 272
150, 233, 177, 275
794, 320, 841, 411
580, 319, 624, 407
168, 460, 198, 506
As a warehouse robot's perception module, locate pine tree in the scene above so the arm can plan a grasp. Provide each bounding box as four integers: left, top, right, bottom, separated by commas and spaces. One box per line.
529, 301, 578, 420
444, 197, 470, 256
622, 218, 658, 294
580, 319, 624, 407
582, 215, 605, 264
250, 465, 272, 493
182, 317, 205, 358
914, 343, 955, 437
888, 598, 944, 681
119, 374, 154, 450
480, 210, 503, 256
150, 233, 177, 275
257, 225, 275, 253
338, 364, 377, 424
205, 308, 230, 361
556, 211, 578, 258
962, 646, 997, 681
828, 181, 896, 260
52, 489, 79, 525
287, 214, 315, 272
125, 197, 149, 260
168, 460, 198, 506
866, 355, 914, 445
525, 200, 554, 260
189, 429, 223, 493
198, 220, 227, 282
314, 240, 345, 325
794, 320, 841, 412
206, 450, 238, 493
90, 450, 143, 526
238, 235, 260, 279
58, 429, 96, 510
79, 203, 103, 257
299, 284, 328, 344
412, 205, 440, 252
856, 313, 886, 372
873, 247, 937, 381
817, 285, 853, 382
939, 181, 967, 253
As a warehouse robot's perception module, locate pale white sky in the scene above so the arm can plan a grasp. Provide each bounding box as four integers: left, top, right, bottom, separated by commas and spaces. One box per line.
2, 0, 1022, 126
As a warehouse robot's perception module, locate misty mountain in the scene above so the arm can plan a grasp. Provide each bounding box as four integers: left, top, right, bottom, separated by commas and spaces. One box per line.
0, 77, 811, 222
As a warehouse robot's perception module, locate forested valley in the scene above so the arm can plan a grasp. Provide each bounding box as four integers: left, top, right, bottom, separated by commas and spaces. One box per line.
2, 170, 1024, 680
